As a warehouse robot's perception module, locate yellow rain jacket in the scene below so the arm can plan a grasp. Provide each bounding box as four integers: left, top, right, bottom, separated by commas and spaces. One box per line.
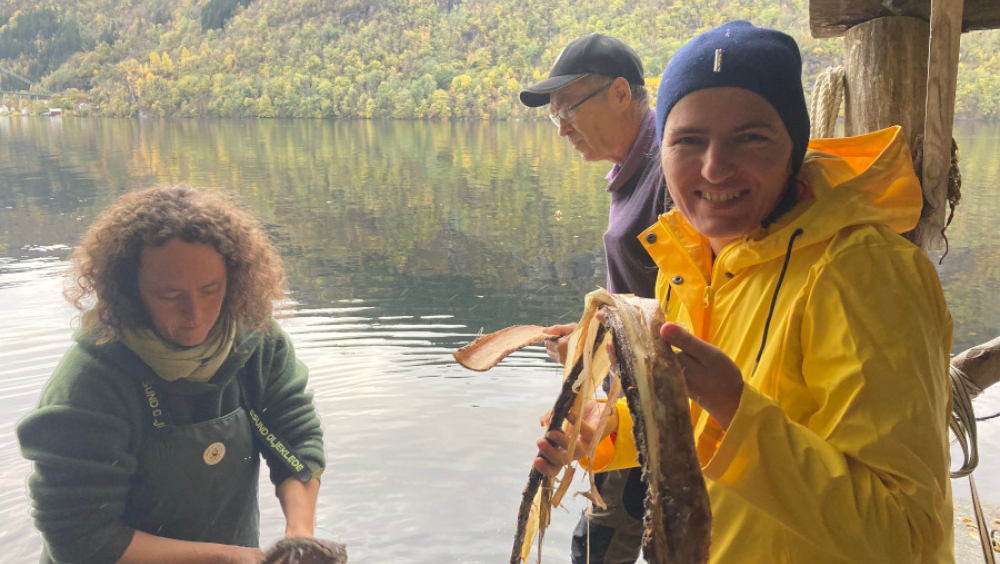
600, 126, 954, 563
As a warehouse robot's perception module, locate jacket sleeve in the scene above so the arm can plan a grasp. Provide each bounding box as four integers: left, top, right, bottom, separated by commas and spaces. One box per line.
584, 399, 640, 473
257, 322, 326, 488
702, 237, 954, 562
16, 349, 138, 564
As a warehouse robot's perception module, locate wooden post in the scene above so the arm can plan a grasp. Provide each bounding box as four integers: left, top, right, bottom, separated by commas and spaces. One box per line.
920, 0, 964, 251
952, 336, 1000, 399
843, 17, 929, 152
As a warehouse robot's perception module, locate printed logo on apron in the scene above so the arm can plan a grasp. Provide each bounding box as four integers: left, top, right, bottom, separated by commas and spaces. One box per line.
203, 442, 227, 465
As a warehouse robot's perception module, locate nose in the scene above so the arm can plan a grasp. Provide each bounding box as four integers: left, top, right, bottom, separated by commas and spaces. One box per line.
701, 141, 735, 184
557, 119, 574, 138
178, 295, 203, 326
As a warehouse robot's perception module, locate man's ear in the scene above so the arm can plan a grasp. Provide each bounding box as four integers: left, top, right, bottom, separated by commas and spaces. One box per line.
612, 77, 632, 106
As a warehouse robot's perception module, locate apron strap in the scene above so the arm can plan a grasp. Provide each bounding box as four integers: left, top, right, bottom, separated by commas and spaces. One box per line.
138, 379, 172, 429
236, 370, 314, 483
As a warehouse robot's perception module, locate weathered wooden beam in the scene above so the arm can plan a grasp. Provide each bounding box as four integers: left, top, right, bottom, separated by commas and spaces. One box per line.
952, 336, 1000, 399
810, 0, 1000, 38
843, 17, 929, 151
919, 0, 963, 252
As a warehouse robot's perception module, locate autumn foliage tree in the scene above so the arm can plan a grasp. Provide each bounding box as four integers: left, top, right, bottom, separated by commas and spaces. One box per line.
1, 0, 997, 120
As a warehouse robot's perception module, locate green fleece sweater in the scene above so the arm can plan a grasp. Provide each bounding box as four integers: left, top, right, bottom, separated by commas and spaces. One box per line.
17, 320, 325, 564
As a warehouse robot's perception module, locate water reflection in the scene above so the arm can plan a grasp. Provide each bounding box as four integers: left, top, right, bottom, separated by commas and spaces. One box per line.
1, 117, 999, 562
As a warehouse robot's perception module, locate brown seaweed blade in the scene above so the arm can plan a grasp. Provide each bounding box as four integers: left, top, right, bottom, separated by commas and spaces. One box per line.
453, 289, 711, 564
509, 324, 608, 564
453, 325, 557, 371
603, 300, 711, 564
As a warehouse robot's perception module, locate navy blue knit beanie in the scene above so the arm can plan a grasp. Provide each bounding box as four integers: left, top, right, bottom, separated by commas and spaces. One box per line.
655, 20, 810, 174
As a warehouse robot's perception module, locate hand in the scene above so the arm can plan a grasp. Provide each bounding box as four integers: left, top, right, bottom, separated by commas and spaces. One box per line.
118, 530, 266, 564
543, 323, 576, 365
223, 546, 266, 564
659, 322, 744, 429
534, 400, 619, 477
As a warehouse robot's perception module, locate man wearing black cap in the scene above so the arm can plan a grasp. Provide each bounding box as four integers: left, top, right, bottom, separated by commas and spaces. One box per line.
519, 33, 669, 564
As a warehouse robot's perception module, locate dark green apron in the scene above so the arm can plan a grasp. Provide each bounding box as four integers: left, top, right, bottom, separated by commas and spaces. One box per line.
120, 343, 312, 547
122, 396, 261, 546
122, 364, 314, 545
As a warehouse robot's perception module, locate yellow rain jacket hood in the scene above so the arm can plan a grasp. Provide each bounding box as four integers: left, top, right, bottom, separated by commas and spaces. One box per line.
605, 127, 954, 563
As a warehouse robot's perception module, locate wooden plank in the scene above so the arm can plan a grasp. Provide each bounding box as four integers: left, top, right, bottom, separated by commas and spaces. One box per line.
920, 0, 963, 252
810, 0, 999, 38
952, 336, 1000, 399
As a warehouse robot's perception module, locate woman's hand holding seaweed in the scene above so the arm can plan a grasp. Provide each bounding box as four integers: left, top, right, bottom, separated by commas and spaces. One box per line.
533, 400, 618, 477
543, 323, 577, 365
117, 530, 266, 564
224, 547, 267, 564
659, 322, 743, 430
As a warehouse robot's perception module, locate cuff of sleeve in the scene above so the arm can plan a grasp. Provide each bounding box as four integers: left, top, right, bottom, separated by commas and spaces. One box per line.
702, 384, 772, 481
587, 398, 639, 473
308, 460, 325, 480
578, 399, 613, 471
580, 434, 613, 472
269, 459, 325, 493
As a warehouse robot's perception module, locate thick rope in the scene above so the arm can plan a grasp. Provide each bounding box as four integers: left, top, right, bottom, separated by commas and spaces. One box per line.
809, 66, 845, 139
949, 364, 998, 562
949, 364, 980, 478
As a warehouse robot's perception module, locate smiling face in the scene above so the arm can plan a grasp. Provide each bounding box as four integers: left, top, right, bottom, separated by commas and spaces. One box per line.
138, 238, 227, 348
549, 76, 636, 165
660, 87, 794, 253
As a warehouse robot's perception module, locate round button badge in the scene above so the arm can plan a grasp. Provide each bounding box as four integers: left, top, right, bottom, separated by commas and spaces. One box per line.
203, 442, 226, 465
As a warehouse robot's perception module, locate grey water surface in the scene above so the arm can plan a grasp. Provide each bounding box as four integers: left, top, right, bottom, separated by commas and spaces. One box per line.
1, 117, 998, 562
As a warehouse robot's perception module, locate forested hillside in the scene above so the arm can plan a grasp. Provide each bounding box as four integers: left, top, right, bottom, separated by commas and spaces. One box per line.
1, 0, 998, 120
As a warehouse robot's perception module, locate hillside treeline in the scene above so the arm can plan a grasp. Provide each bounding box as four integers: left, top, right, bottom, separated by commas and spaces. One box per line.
1, 0, 998, 120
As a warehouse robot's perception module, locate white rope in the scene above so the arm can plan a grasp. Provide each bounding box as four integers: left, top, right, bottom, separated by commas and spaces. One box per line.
950, 363, 1000, 563
809, 66, 845, 139
949, 363, 980, 478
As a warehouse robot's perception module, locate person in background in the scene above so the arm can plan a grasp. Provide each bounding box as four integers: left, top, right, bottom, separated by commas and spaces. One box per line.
519, 33, 669, 564
534, 21, 954, 563
17, 185, 326, 564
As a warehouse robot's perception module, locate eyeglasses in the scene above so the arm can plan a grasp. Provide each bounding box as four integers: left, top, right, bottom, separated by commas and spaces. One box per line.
548, 81, 613, 128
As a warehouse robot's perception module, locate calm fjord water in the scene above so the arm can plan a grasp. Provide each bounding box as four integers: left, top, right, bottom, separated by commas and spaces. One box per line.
1, 117, 999, 562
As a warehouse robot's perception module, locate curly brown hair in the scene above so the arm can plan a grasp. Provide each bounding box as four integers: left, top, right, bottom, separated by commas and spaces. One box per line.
66, 185, 287, 343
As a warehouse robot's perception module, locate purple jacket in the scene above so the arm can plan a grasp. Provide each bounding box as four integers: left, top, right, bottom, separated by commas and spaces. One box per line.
603, 109, 671, 298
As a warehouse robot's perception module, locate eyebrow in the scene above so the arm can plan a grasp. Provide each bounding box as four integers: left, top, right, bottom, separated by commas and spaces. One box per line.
666, 121, 781, 136
159, 279, 225, 293
733, 121, 782, 133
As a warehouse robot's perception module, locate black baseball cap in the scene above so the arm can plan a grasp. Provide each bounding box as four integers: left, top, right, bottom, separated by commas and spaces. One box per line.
519, 34, 645, 108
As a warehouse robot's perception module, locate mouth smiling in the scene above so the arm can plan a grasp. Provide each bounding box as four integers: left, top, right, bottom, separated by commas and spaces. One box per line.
698, 189, 749, 202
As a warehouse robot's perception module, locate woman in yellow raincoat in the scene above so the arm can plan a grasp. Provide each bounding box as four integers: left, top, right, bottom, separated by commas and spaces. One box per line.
534, 21, 954, 563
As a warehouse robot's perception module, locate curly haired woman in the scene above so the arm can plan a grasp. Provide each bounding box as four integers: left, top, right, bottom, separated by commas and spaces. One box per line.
17, 185, 326, 564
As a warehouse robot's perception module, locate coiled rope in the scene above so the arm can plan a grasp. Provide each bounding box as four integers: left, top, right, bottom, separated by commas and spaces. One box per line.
950, 364, 998, 562
950, 364, 981, 478
810, 66, 845, 139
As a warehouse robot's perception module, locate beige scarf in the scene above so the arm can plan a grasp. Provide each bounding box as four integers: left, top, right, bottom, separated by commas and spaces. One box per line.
121, 320, 236, 383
